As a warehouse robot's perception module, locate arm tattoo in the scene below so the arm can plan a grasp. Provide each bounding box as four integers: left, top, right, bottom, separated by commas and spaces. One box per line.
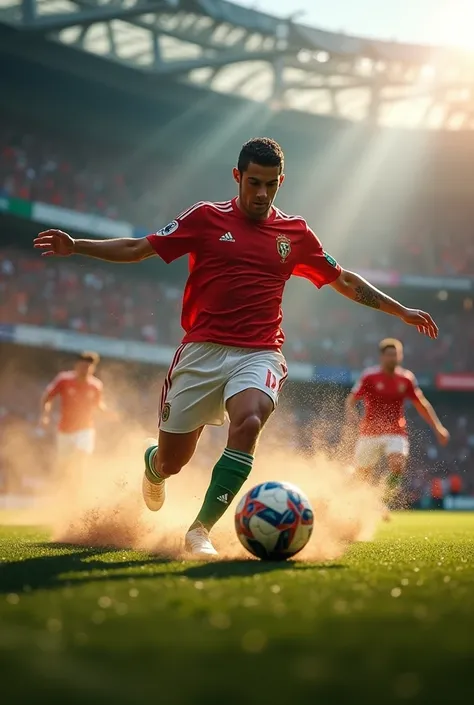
354, 284, 382, 309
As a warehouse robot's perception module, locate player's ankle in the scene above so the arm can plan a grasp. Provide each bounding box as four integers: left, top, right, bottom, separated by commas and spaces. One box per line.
144, 446, 165, 483
188, 519, 210, 533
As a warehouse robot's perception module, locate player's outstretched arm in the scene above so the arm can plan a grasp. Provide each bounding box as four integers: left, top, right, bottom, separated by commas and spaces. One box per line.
330, 268, 438, 339
34, 230, 156, 263
39, 391, 53, 428
411, 389, 450, 446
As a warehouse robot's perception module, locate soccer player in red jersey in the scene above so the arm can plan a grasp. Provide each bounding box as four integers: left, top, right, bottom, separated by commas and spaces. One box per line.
40, 351, 105, 467
34, 138, 439, 557
345, 338, 449, 502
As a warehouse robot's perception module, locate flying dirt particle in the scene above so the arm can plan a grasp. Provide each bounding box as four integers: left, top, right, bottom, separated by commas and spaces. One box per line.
3, 397, 386, 561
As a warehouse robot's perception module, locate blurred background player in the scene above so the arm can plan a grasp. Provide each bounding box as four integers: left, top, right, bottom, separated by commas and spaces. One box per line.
344, 338, 450, 509
39, 351, 105, 477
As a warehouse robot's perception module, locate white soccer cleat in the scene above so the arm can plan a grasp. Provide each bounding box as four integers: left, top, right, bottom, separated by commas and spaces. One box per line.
142, 474, 166, 512
184, 524, 218, 558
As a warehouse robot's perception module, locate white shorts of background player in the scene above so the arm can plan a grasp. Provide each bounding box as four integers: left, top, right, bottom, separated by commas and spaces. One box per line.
354, 434, 409, 468
56, 428, 96, 458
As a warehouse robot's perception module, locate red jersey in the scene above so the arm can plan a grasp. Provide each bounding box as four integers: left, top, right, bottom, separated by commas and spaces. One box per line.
147, 198, 341, 349
44, 371, 103, 433
351, 366, 420, 436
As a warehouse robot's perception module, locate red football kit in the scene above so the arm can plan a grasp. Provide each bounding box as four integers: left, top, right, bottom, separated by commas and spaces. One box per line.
147, 198, 341, 350
44, 372, 103, 433
351, 366, 420, 436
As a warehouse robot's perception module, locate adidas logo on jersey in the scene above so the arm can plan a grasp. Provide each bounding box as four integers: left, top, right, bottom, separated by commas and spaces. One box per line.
217, 493, 229, 504
219, 232, 235, 242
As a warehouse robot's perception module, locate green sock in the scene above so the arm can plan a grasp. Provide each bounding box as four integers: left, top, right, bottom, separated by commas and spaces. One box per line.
387, 471, 401, 490
190, 448, 253, 531
385, 471, 402, 508
144, 445, 164, 483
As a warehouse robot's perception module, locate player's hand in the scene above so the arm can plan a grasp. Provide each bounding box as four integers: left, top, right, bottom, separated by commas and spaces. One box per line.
34, 229, 75, 257
399, 308, 438, 339
39, 413, 50, 428
435, 426, 450, 446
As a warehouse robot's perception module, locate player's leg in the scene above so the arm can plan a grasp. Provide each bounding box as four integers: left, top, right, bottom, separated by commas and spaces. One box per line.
386, 453, 407, 488
353, 436, 382, 484
55, 432, 78, 480
187, 389, 273, 532
143, 428, 203, 510
142, 343, 227, 512
385, 436, 409, 509
385, 436, 409, 486
186, 349, 286, 552
52, 432, 87, 504
352, 436, 394, 522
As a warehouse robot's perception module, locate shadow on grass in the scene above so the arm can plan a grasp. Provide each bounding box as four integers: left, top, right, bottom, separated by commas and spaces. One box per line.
182, 560, 344, 580
0, 543, 173, 595
0, 541, 345, 594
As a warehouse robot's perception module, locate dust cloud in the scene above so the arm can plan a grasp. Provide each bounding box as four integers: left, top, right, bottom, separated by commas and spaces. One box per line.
1, 370, 386, 562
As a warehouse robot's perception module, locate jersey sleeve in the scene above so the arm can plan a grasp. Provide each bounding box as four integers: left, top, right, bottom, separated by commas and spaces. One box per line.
44, 375, 63, 400
95, 381, 104, 407
405, 373, 421, 401
146, 202, 205, 263
293, 224, 341, 289
351, 373, 369, 399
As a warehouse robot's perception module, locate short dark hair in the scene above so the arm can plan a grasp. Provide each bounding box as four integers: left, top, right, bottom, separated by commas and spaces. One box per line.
77, 351, 100, 365
237, 137, 284, 174
379, 338, 403, 354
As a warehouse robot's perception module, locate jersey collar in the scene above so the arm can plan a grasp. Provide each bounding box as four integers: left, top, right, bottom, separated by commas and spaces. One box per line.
231, 197, 277, 224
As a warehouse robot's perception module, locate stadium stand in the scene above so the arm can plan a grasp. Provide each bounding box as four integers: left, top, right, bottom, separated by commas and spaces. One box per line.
1, 249, 471, 375
2, 118, 474, 276
1, 0, 473, 508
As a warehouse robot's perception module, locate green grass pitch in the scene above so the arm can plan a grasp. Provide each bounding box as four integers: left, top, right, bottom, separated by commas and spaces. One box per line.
0, 512, 473, 705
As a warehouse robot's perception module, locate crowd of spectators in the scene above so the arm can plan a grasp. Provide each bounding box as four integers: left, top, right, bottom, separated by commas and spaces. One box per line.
2, 249, 472, 376
0, 249, 183, 346
0, 118, 163, 226
285, 293, 474, 375
2, 121, 474, 276
362, 224, 474, 278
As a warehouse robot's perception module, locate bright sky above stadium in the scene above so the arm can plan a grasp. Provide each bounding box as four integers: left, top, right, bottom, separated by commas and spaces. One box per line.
236, 0, 474, 50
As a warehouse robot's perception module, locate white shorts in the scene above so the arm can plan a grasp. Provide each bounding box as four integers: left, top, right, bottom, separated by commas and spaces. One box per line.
56, 429, 96, 458
354, 434, 409, 468
159, 343, 288, 434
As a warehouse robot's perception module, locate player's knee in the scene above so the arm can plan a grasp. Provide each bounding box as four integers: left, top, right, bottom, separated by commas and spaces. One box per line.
388, 455, 405, 476
228, 413, 263, 448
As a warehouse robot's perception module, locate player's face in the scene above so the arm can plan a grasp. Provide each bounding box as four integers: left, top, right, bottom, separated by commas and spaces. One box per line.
381, 347, 402, 371
233, 162, 285, 220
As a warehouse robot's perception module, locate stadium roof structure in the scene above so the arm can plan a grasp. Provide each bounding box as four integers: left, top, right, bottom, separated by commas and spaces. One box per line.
2, 0, 474, 129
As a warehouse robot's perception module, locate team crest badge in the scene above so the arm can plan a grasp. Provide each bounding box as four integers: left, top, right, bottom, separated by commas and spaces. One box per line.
324, 251, 338, 267
276, 235, 291, 262
161, 402, 171, 423
398, 383, 406, 393
156, 220, 178, 237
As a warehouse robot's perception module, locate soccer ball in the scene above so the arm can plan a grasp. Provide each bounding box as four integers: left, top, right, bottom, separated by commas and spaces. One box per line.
234, 481, 314, 561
